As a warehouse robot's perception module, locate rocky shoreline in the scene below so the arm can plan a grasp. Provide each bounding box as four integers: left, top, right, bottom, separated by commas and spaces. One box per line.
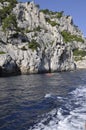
0, 43, 76, 76
0, 1, 86, 76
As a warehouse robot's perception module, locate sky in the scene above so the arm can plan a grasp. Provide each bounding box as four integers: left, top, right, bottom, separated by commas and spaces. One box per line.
19, 0, 86, 37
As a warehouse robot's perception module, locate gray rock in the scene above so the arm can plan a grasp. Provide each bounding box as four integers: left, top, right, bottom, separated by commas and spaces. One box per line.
0, 1, 85, 75
0, 54, 20, 76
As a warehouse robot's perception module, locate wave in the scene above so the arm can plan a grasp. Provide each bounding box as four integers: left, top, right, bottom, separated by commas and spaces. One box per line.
45, 93, 53, 98
29, 86, 86, 130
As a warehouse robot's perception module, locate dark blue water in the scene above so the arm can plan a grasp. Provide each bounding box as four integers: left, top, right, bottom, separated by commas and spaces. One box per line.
0, 70, 86, 130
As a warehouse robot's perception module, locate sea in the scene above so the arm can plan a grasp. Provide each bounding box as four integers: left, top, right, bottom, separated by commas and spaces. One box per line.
0, 69, 86, 130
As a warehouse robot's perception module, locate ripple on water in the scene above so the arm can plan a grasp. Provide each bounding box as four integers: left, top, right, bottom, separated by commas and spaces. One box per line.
0, 70, 86, 130
29, 86, 86, 130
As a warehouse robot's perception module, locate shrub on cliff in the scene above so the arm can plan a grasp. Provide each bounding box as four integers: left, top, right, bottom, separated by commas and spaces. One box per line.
28, 39, 40, 51
0, 6, 12, 19
40, 9, 56, 15
0, 0, 17, 20
61, 31, 84, 43
73, 49, 86, 61
33, 26, 41, 32
0, 51, 6, 54
2, 14, 17, 42
56, 11, 64, 18
2, 14, 17, 32
45, 18, 60, 26
73, 49, 86, 57
40, 9, 50, 14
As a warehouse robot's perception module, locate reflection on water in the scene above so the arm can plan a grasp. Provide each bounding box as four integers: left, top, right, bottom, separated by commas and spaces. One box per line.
0, 70, 86, 130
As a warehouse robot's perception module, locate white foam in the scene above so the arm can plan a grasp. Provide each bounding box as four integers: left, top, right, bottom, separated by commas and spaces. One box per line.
44, 93, 52, 98
29, 86, 86, 130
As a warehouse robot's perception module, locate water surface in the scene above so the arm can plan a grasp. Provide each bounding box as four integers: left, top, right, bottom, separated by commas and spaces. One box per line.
0, 70, 86, 130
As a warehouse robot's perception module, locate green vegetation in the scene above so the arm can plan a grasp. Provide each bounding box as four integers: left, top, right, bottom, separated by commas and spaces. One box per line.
39, 9, 64, 19
40, 9, 50, 14
73, 49, 86, 57
0, 0, 18, 41
16, 27, 27, 34
50, 41, 54, 46
2, 14, 17, 32
45, 18, 59, 26
25, 26, 41, 33
56, 11, 64, 18
0, 0, 17, 4
25, 29, 31, 33
21, 46, 27, 51
0, 0, 17, 20
73, 49, 86, 61
0, 7, 9, 19
61, 31, 84, 43
28, 39, 40, 51
40, 9, 57, 15
74, 56, 82, 61
33, 26, 41, 32
0, 51, 6, 54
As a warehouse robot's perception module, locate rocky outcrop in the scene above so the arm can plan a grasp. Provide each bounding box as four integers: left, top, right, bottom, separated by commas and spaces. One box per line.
74, 56, 86, 69
0, 1, 86, 76
0, 53, 20, 76
75, 60, 86, 69
0, 42, 75, 75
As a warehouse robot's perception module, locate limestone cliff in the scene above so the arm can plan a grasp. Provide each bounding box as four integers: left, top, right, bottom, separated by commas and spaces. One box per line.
0, 1, 85, 76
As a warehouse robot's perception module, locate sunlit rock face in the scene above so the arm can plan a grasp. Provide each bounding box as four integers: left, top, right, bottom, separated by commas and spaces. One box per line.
0, 1, 86, 75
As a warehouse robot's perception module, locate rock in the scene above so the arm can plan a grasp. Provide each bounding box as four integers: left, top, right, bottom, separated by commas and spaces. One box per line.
75, 60, 86, 69
0, 54, 20, 76
0, 29, 7, 43
75, 56, 86, 69
0, 1, 86, 76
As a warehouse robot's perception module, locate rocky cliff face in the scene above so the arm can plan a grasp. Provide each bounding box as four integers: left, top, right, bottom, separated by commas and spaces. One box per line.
0, 1, 86, 76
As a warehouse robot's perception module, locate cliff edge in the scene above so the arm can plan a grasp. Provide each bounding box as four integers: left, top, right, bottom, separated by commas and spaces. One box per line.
0, 1, 86, 76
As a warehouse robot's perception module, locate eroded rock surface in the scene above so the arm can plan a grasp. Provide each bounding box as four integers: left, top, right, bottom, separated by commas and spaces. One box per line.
0, 1, 86, 75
